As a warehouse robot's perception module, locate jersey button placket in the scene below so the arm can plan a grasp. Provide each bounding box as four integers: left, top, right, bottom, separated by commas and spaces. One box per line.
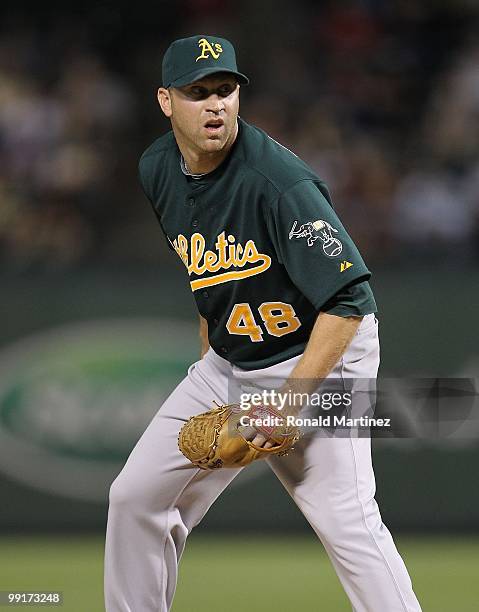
192, 219, 199, 228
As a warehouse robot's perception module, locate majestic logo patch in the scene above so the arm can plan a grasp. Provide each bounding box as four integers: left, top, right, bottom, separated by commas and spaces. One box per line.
289, 219, 343, 257
340, 260, 353, 272
196, 38, 223, 62
170, 231, 271, 291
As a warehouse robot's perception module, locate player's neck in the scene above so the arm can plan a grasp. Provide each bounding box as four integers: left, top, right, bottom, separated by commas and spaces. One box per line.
177, 121, 238, 175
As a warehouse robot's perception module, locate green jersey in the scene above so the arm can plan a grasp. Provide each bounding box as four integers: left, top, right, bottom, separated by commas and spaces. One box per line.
139, 118, 376, 369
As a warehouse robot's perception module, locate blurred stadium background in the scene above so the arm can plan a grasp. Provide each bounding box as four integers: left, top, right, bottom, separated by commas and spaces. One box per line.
1, 0, 478, 610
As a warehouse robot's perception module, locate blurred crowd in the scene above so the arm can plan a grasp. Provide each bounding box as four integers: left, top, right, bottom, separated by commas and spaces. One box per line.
1, 0, 478, 271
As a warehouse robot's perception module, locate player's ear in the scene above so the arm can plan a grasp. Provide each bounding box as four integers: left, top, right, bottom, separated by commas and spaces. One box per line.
157, 87, 172, 117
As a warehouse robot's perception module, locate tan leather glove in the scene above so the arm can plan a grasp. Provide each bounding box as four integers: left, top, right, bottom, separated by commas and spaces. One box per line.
178, 402, 301, 470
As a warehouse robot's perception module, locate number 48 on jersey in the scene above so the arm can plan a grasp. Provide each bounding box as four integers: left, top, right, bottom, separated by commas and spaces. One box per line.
226, 302, 301, 342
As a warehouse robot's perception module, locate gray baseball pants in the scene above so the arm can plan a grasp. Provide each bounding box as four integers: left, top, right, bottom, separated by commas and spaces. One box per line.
104, 314, 421, 611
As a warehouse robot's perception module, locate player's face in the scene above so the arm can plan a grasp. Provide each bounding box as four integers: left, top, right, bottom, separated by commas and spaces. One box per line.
159, 74, 240, 156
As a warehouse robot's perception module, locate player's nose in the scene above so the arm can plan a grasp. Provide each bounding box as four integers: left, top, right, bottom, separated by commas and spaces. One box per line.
206, 94, 225, 114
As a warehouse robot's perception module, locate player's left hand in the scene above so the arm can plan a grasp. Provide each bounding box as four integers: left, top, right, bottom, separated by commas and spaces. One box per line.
178, 401, 301, 469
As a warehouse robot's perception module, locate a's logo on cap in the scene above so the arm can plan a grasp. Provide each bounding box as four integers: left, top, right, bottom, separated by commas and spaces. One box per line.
196, 38, 223, 62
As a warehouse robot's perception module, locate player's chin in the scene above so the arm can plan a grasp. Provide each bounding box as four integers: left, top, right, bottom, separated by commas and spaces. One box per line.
201, 136, 226, 151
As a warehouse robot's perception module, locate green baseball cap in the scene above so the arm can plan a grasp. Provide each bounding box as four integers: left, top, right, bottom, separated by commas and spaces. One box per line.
162, 35, 249, 88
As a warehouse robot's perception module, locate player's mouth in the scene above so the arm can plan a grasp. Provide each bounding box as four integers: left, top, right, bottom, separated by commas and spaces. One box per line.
204, 119, 224, 135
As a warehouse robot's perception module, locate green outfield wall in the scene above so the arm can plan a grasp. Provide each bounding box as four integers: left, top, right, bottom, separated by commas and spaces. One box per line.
0, 264, 478, 532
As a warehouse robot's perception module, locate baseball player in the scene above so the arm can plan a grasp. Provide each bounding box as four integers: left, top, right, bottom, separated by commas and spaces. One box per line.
104, 35, 422, 611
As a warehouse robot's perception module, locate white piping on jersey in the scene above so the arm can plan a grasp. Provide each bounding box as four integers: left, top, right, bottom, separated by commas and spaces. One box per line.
266, 134, 299, 158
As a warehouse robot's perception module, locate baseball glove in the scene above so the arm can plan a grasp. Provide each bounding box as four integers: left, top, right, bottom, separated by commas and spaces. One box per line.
178, 402, 301, 470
